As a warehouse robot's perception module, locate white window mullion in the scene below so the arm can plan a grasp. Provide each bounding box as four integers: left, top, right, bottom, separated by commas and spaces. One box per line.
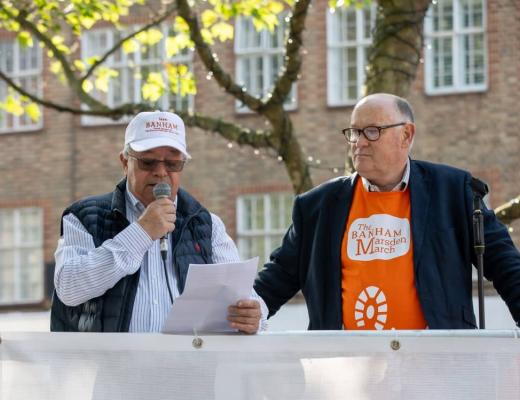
12, 210, 21, 301
356, 9, 364, 98
237, 193, 294, 264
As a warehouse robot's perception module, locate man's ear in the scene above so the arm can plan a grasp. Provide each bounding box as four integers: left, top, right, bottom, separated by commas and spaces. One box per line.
119, 152, 128, 173
402, 122, 416, 148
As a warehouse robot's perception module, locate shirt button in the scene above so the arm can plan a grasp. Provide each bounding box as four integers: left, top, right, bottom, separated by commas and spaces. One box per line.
153, 299, 158, 305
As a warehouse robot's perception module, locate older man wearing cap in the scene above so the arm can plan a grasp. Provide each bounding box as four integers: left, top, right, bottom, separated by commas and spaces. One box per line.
51, 111, 264, 333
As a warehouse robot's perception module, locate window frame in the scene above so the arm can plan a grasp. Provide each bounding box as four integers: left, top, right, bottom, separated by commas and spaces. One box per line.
326, 3, 376, 106
0, 37, 43, 134
236, 193, 294, 264
424, 0, 488, 95
234, 15, 297, 113
0, 207, 44, 305
80, 24, 194, 126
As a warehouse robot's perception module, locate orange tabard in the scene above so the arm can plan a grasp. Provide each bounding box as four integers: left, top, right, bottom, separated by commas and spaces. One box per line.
341, 179, 427, 330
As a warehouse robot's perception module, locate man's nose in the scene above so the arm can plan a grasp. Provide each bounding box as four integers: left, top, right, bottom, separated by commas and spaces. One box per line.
153, 161, 169, 176
354, 132, 370, 147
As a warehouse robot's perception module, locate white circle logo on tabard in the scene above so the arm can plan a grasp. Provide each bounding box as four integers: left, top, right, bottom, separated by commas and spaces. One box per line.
354, 286, 387, 330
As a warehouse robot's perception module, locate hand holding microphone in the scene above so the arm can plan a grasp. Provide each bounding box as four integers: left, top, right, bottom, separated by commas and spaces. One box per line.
153, 183, 173, 261
137, 183, 176, 256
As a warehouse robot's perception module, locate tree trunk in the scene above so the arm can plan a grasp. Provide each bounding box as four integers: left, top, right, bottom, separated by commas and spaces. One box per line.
365, 0, 431, 97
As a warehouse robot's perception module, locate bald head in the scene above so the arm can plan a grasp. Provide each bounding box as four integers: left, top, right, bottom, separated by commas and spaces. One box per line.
354, 93, 415, 123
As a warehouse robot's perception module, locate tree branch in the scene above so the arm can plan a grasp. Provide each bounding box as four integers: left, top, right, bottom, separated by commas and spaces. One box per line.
175, 0, 263, 112
495, 196, 520, 225
0, 67, 273, 148
178, 112, 272, 148
0, 69, 156, 117
82, 3, 179, 82
265, 0, 311, 108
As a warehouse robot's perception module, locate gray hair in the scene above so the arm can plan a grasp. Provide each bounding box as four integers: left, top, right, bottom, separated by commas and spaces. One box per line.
122, 144, 188, 161
122, 144, 131, 159
394, 96, 415, 123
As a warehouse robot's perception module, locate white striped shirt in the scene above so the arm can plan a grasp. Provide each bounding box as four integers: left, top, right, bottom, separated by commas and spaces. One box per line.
54, 187, 268, 332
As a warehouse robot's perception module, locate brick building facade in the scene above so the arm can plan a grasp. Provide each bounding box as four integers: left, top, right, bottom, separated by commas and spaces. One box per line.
0, 0, 519, 309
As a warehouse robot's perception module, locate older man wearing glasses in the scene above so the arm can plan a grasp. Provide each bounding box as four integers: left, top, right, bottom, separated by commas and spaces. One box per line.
254, 93, 520, 330
51, 111, 263, 333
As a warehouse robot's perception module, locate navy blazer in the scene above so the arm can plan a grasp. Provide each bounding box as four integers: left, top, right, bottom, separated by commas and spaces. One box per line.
254, 160, 520, 329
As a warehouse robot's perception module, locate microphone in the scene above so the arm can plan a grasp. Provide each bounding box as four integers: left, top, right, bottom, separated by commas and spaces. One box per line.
152, 183, 172, 261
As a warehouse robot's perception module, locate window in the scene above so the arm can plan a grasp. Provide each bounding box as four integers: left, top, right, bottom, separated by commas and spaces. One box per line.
237, 193, 293, 265
81, 25, 193, 125
424, 0, 487, 94
235, 16, 296, 111
0, 207, 44, 304
327, 3, 376, 106
0, 38, 43, 133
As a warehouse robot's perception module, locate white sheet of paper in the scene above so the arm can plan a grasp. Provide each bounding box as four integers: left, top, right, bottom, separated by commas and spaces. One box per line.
161, 257, 259, 334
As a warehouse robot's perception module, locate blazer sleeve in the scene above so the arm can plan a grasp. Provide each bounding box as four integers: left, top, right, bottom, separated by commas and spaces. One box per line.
476, 188, 520, 326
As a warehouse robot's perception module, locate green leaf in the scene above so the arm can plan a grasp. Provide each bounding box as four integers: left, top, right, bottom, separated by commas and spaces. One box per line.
82, 80, 94, 93
25, 103, 41, 122
210, 22, 234, 42
74, 59, 86, 72
201, 9, 218, 28
174, 17, 190, 33
17, 31, 33, 48
142, 72, 164, 102
200, 28, 215, 45
1, 95, 24, 116
50, 61, 62, 74
165, 34, 192, 57
135, 28, 163, 46
94, 67, 119, 92
122, 39, 139, 54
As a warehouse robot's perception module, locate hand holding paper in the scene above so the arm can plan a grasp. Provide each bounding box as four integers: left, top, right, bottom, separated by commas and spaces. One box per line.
162, 257, 259, 334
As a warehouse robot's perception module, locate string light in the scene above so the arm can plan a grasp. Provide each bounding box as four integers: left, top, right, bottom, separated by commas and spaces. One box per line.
214, 134, 345, 175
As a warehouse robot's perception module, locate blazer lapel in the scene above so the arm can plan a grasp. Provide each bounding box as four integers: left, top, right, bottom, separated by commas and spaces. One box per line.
409, 160, 431, 272
329, 174, 357, 264
328, 174, 356, 328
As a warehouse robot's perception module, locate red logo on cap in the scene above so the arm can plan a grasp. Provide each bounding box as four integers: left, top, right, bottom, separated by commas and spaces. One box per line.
145, 117, 179, 133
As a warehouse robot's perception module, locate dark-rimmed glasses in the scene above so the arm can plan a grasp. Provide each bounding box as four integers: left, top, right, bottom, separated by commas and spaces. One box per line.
128, 154, 186, 172
341, 122, 407, 143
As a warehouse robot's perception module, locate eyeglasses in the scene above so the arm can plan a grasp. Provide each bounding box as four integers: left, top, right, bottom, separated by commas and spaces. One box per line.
128, 154, 186, 172
341, 122, 407, 143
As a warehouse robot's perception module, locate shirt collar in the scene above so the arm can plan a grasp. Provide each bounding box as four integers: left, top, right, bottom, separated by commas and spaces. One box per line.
125, 182, 178, 214
125, 185, 145, 214
361, 158, 410, 192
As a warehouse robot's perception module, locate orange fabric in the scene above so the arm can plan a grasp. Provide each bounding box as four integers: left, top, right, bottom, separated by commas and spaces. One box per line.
341, 179, 427, 330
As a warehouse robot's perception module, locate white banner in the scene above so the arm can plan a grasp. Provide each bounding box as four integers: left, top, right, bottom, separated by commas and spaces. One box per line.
1, 330, 519, 400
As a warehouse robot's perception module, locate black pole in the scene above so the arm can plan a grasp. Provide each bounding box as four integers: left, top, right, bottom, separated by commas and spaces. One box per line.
471, 177, 489, 329
472, 207, 485, 329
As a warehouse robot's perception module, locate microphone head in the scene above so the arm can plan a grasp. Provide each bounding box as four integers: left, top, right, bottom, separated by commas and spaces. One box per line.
153, 183, 171, 199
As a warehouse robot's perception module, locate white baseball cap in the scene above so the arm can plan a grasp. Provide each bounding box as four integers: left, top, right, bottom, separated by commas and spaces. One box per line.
124, 111, 191, 159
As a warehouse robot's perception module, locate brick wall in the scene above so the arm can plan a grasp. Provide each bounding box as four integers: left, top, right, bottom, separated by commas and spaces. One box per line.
0, 0, 519, 273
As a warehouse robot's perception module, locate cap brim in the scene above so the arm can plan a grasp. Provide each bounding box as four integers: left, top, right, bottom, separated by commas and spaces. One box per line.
129, 137, 191, 159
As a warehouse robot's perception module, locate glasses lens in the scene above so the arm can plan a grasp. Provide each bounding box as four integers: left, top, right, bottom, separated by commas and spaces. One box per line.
137, 158, 158, 171
345, 128, 360, 142
165, 160, 185, 172
132, 156, 185, 172
364, 127, 380, 141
